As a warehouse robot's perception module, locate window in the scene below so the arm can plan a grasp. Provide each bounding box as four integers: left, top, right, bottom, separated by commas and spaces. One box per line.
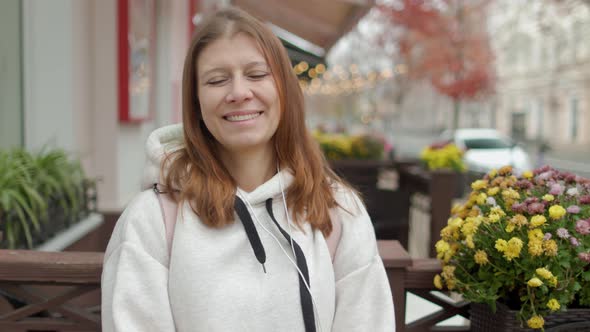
570, 97, 579, 141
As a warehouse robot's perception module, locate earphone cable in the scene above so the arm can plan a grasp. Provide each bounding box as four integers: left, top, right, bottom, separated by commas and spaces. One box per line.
237, 187, 323, 332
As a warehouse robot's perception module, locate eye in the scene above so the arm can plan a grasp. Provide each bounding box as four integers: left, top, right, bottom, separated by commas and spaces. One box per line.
248, 72, 269, 80
206, 77, 228, 85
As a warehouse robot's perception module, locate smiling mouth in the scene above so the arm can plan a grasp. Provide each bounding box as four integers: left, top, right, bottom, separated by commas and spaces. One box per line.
224, 112, 263, 122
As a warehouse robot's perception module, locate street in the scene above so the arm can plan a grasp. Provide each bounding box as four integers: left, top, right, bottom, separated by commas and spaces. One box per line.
388, 131, 590, 179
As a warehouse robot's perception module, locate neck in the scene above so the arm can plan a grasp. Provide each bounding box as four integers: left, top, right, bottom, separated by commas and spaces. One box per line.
220, 145, 277, 192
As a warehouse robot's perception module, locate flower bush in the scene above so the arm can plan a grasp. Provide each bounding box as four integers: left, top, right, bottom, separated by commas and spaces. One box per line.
434, 165, 590, 330
420, 142, 466, 172
313, 131, 391, 160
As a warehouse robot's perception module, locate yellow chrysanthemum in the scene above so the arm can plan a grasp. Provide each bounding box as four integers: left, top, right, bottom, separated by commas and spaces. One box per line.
461, 221, 477, 236
528, 240, 544, 256
548, 205, 566, 220
543, 194, 555, 202
442, 265, 456, 280
487, 186, 500, 196
502, 189, 520, 200
527, 277, 543, 287
488, 213, 501, 223
490, 206, 506, 217
510, 214, 528, 227
503, 237, 523, 260
434, 274, 443, 289
530, 215, 547, 228
505, 223, 515, 233
547, 299, 560, 311
527, 315, 544, 329
471, 179, 489, 191
474, 250, 489, 265
440, 226, 455, 241
476, 193, 487, 205
523, 170, 533, 179
488, 168, 498, 178
495, 239, 508, 252
549, 276, 558, 287
465, 235, 475, 248
498, 166, 513, 175
448, 217, 464, 230
435, 240, 450, 259
528, 229, 544, 241
543, 239, 558, 256
535, 268, 554, 280
445, 278, 456, 290
451, 203, 463, 215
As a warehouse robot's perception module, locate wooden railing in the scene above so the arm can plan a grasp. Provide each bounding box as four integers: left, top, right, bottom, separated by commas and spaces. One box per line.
0, 242, 467, 332
0, 250, 103, 331
378, 240, 470, 332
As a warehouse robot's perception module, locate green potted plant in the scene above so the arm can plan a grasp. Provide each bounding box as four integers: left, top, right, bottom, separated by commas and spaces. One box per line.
434, 165, 590, 330
0, 148, 90, 249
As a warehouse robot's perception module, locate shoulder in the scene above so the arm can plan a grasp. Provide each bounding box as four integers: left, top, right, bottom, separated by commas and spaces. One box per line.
329, 184, 379, 279
104, 190, 169, 266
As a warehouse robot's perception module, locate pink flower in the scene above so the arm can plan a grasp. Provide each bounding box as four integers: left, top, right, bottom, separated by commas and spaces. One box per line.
549, 183, 564, 195
544, 233, 552, 240
511, 202, 527, 213
538, 171, 553, 181
528, 202, 545, 214
576, 219, 590, 235
557, 228, 570, 239
564, 172, 577, 183
570, 237, 580, 247
534, 165, 551, 175
567, 205, 581, 214
515, 180, 533, 189
579, 252, 590, 263
580, 195, 590, 205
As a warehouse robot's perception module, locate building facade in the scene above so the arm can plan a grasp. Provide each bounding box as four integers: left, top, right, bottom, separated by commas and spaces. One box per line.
489, 1, 590, 145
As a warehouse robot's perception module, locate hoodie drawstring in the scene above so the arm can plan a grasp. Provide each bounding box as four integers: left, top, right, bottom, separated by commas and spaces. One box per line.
234, 196, 267, 273
265, 198, 316, 332
233, 195, 316, 332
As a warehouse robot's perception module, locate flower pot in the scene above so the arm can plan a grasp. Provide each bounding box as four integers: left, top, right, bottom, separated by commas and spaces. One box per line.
470, 302, 590, 331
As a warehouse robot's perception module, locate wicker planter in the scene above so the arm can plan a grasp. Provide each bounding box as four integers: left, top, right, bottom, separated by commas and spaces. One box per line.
470, 302, 590, 332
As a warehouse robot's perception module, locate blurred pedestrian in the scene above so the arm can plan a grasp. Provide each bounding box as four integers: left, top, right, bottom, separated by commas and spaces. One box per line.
101, 7, 394, 332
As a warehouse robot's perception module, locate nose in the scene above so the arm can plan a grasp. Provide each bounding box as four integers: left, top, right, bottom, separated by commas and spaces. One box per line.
225, 76, 253, 103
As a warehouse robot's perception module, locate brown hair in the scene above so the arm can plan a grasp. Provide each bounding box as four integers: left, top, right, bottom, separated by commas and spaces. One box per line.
163, 6, 350, 236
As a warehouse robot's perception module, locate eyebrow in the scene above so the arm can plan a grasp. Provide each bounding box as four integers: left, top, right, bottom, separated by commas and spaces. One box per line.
200, 61, 270, 79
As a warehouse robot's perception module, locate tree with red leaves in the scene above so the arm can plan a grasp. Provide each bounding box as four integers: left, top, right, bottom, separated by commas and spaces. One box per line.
378, 0, 495, 130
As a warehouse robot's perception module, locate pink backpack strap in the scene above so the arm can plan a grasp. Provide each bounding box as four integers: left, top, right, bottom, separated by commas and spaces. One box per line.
153, 184, 178, 256
326, 210, 342, 262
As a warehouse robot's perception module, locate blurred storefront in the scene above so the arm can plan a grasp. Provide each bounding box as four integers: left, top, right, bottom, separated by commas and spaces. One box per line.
0, 0, 371, 211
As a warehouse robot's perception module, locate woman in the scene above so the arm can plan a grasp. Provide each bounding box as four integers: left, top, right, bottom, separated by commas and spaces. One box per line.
102, 7, 394, 332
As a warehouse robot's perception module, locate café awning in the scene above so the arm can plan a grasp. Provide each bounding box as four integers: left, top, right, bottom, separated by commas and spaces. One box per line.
231, 0, 374, 56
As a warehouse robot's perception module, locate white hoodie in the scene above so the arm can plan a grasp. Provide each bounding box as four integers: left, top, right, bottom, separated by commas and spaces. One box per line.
101, 124, 395, 332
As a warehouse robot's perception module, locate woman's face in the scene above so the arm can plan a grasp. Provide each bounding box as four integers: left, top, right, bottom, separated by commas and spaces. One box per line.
197, 33, 280, 154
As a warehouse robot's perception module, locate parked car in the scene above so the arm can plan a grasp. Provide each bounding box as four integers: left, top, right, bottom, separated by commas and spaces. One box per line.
439, 128, 533, 174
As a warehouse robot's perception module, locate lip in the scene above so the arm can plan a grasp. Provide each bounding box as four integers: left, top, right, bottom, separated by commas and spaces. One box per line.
223, 110, 263, 118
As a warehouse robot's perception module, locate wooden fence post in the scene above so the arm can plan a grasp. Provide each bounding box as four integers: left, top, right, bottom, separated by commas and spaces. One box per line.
428, 171, 456, 257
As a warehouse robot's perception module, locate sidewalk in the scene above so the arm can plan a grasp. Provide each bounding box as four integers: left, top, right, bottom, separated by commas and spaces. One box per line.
522, 141, 590, 178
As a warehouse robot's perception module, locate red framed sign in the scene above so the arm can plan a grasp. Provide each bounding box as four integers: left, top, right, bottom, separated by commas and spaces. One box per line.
117, 0, 156, 123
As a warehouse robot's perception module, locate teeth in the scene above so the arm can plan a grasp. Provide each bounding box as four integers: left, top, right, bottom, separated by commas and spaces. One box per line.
226, 112, 261, 122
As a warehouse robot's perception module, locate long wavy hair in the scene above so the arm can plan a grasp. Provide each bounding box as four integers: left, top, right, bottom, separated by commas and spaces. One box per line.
163, 7, 350, 236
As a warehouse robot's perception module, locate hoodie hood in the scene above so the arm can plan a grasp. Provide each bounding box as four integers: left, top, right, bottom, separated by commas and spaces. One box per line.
140, 124, 294, 204
141, 124, 184, 190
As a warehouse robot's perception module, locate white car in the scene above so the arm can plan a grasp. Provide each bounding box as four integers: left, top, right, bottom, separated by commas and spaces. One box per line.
440, 128, 533, 174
